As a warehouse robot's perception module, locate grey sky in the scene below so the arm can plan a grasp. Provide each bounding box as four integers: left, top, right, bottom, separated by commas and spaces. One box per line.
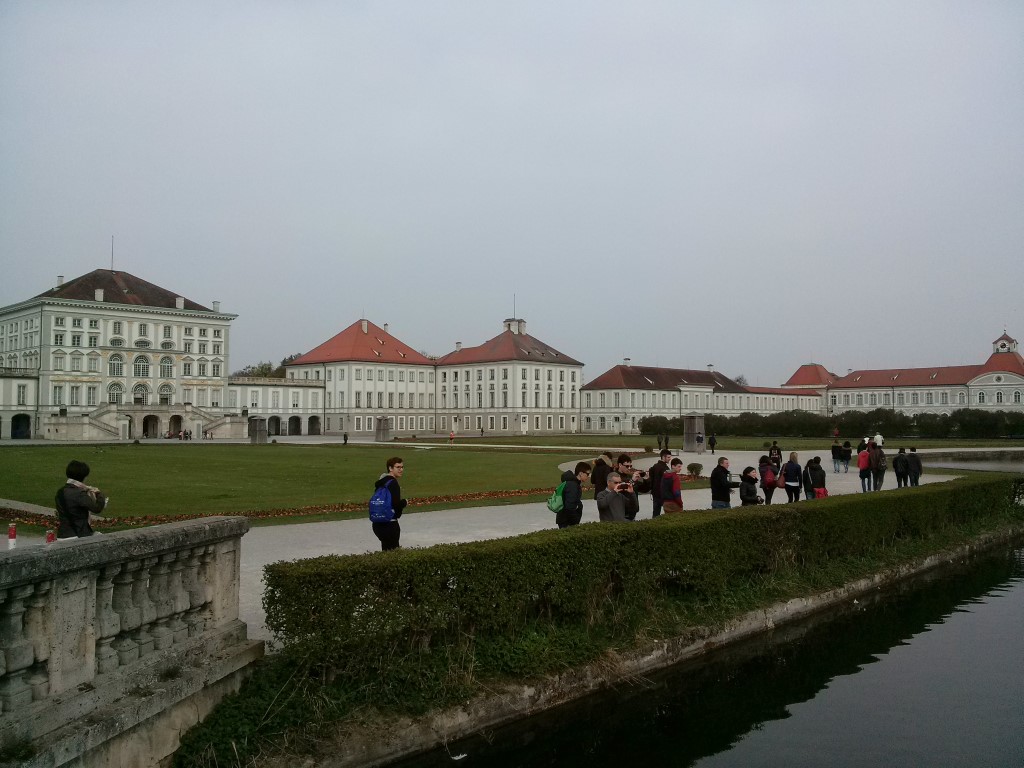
2, 1, 1022, 386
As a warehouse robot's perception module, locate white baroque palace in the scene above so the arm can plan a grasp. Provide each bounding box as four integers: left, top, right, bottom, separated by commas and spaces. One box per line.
2, 270, 1022, 440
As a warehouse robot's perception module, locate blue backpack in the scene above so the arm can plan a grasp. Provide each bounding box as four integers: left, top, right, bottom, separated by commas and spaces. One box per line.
368, 479, 395, 523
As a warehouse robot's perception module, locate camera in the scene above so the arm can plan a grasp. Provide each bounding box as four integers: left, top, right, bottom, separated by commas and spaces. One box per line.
615, 482, 632, 492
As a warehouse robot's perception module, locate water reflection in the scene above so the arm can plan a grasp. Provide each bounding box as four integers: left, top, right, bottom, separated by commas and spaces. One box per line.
393, 544, 1024, 768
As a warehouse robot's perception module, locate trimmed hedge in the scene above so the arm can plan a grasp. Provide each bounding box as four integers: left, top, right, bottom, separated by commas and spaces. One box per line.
263, 474, 1024, 669
175, 475, 1024, 767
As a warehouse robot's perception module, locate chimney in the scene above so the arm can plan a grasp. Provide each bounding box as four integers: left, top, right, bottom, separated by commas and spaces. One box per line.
95, 288, 104, 301
456, 341, 462, 351
517, 319, 527, 335
213, 301, 220, 312
383, 323, 389, 334
175, 297, 185, 309
624, 358, 631, 366
57, 275, 64, 285
707, 363, 715, 373
361, 319, 368, 334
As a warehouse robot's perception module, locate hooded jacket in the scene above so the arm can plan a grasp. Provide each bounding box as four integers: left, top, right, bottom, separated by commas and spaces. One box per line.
556, 469, 585, 527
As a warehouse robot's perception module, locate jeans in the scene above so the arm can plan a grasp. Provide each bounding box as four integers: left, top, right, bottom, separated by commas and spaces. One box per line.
833, 458, 841, 473
909, 472, 920, 487
711, 500, 731, 509
842, 460, 850, 472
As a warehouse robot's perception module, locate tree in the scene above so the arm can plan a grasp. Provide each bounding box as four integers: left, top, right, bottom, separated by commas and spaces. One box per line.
734, 374, 749, 386
231, 361, 275, 377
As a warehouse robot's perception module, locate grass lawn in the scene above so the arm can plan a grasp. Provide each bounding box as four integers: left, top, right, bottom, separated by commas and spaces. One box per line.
0, 443, 585, 524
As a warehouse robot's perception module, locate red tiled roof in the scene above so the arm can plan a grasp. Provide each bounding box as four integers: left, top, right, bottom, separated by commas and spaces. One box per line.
34, 269, 212, 311
976, 350, 1024, 378
582, 365, 746, 393
436, 330, 582, 366
288, 320, 434, 366
993, 332, 1016, 345
830, 364, 983, 389
783, 364, 837, 387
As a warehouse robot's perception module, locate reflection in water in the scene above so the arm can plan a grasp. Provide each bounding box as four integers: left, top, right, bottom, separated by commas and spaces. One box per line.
393, 545, 1024, 768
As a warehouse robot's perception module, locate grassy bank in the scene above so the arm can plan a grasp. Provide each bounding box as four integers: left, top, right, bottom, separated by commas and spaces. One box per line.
173, 473, 1024, 768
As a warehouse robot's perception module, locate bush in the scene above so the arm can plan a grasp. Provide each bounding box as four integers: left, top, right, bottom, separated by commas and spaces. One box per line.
177, 475, 1024, 767
687, 463, 703, 477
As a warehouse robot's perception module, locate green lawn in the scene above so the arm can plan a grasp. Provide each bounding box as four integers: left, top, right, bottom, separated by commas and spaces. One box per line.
1, 443, 584, 520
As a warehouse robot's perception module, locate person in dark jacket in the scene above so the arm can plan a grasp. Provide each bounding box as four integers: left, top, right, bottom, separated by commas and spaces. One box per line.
590, 452, 614, 500
648, 449, 672, 518
596, 472, 639, 522
768, 441, 783, 472
802, 459, 815, 500
710, 457, 741, 509
830, 440, 843, 473
56, 460, 107, 538
841, 441, 853, 473
868, 442, 887, 491
371, 456, 407, 550
782, 452, 802, 502
907, 448, 924, 486
616, 454, 649, 520
739, 467, 762, 506
892, 448, 911, 488
809, 457, 828, 498
556, 462, 592, 528
758, 455, 777, 505
708, 433, 717, 455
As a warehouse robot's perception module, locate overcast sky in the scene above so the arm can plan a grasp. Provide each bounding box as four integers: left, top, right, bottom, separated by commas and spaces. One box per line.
2, 1, 1022, 386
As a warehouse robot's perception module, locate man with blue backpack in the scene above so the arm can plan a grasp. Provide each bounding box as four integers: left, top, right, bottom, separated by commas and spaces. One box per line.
369, 456, 407, 550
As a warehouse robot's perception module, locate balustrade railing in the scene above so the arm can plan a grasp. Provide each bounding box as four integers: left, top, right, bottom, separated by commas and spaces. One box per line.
0, 517, 250, 721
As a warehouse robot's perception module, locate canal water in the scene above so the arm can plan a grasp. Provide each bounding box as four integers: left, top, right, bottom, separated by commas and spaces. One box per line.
393, 543, 1024, 767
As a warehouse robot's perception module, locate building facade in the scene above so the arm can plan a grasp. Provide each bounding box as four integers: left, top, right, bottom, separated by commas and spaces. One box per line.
0, 270, 245, 440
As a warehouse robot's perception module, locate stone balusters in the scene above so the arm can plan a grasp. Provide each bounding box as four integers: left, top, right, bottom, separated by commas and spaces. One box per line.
95, 565, 122, 674
0, 585, 36, 712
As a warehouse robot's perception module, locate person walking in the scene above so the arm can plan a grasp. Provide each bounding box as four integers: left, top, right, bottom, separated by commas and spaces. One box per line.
907, 447, 924, 486
768, 441, 783, 472
830, 440, 843, 473
710, 457, 740, 509
802, 458, 815, 501
657, 433, 664, 452
56, 460, 107, 539
648, 449, 672, 518
739, 466, 763, 506
758, 455, 777, 505
696, 431, 705, 454
857, 444, 872, 492
596, 472, 639, 522
869, 441, 887, 491
782, 452, 802, 502
370, 457, 406, 551
841, 441, 852, 473
892, 448, 911, 488
660, 458, 685, 513
708, 433, 717, 455
556, 462, 592, 529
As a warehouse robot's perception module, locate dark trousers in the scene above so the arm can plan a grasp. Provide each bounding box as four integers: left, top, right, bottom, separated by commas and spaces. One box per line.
372, 520, 401, 551
909, 472, 920, 487
652, 496, 663, 517
896, 473, 909, 488
785, 485, 800, 502
872, 470, 886, 491
763, 485, 775, 505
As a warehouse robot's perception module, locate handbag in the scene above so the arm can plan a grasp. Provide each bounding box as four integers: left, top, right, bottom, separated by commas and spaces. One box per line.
814, 488, 829, 499
775, 472, 786, 489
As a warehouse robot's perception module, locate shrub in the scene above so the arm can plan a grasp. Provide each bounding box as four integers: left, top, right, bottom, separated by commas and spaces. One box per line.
687, 463, 703, 477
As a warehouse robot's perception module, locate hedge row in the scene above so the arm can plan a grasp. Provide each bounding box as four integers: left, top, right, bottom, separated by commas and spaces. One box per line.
263, 474, 1024, 669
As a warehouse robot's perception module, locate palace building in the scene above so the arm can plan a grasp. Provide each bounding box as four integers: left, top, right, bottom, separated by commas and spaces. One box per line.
1, 269, 1020, 440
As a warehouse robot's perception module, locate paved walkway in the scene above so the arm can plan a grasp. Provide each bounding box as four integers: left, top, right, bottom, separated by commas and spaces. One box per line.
0, 443, 984, 643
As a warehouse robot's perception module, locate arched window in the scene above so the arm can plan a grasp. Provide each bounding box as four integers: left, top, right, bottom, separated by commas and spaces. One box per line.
978, 391, 986, 404
108, 382, 124, 404
1015, 391, 1022, 404
133, 355, 150, 378
958, 392, 966, 404
159, 383, 174, 405
132, 384, 150, 405
109, 354, 124, 377
160, 356, 173, 378
996, 391, 1004, 404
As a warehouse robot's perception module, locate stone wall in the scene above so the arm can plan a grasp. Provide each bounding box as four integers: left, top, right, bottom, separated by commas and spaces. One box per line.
0, 517, 263, 767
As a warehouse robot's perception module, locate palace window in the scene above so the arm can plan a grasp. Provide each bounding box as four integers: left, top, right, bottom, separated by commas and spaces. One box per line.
108, 354, 124, 377
134, 356, 150, 377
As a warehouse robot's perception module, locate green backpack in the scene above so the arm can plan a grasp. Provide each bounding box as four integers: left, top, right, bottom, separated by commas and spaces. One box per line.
546, 481, 567, 513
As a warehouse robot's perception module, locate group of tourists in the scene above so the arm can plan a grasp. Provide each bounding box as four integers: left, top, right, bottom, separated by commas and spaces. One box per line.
756, 452, 828, 504
855, 440, 924, 492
